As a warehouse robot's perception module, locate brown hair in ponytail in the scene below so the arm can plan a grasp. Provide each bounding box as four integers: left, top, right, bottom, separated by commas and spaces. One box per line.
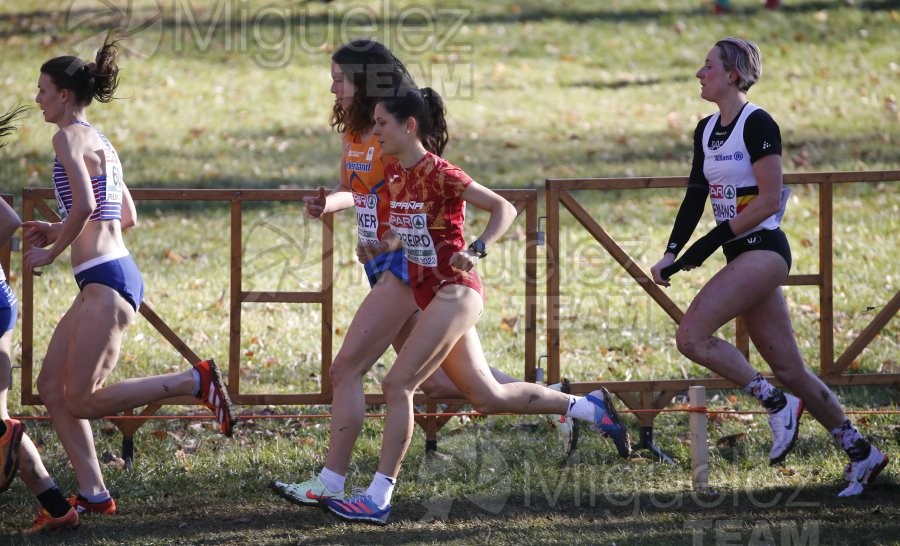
40, 36, 120, 106
377, 86, 449, 157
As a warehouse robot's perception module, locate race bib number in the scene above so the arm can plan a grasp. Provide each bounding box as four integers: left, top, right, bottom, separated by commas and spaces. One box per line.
104, 151, 123, 204
390, 212, 437, 267
53, 184, 68, 219
709, 183, 736, 222
774, 186, 791, 224
354, 192, 379, 244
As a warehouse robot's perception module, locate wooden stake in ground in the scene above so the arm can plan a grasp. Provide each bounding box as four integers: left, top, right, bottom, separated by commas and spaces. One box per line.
690, 385, 709, 492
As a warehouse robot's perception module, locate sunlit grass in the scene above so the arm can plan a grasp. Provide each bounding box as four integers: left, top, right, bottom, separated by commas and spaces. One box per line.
0, 1, 897, 544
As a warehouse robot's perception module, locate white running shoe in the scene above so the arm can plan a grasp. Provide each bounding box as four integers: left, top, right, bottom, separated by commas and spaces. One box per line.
838, 444, 889, 497
767, 393, 803, 465
270, 476, 342, 507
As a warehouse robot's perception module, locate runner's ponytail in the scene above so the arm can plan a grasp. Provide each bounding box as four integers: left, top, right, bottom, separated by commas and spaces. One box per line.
40, 36, 120, 106
378, 86, 449, 157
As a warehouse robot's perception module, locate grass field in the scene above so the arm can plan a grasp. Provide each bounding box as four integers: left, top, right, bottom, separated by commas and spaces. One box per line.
0, 0, 898, 544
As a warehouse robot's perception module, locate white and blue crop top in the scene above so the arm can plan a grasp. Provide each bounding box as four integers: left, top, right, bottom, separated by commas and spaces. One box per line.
52, 121, 124, 221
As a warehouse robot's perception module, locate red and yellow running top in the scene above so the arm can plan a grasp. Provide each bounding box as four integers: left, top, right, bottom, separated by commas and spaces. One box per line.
386, 152, 474, 286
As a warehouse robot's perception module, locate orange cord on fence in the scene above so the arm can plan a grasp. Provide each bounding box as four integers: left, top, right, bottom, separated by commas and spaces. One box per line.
11, 406, 899, 423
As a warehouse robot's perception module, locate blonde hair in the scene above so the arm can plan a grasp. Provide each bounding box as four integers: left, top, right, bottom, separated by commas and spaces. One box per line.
715, 37, 762, 92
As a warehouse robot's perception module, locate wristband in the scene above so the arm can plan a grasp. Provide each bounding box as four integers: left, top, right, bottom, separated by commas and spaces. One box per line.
661, 262, 682, 281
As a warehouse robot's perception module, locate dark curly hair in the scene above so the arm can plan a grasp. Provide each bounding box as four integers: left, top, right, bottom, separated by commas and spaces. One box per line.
330, 39, 415, 136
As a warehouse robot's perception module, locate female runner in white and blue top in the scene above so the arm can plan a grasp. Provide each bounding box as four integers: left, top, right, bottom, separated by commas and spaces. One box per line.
650, 37, 887, 497
22, 39, 235, 525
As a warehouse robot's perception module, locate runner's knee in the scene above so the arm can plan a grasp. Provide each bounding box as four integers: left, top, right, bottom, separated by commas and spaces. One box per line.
675, 327, 706, 360
381, 374, 416, 402
36, 373, 63, 408
329, 355, 368, 387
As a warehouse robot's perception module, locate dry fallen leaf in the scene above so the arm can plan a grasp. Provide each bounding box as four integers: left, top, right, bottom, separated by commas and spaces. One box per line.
163, 249, 184, 262
716, 432, 747, 448
499, 316, 518, 332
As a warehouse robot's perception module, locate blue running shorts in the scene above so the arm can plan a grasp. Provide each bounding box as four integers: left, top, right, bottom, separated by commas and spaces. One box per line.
0, 280, 17, 333
74, 254, 144, 311
363, 249, 409, 288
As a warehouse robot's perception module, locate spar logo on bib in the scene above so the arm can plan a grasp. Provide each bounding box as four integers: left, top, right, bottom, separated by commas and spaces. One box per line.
412, 215, 426, 229
710, 184, 737, 220
710, 184, 736, 199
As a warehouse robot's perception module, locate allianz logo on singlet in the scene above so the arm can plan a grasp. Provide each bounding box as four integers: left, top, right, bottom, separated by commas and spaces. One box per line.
713, 151, 745, 162
346, 160, 372, 172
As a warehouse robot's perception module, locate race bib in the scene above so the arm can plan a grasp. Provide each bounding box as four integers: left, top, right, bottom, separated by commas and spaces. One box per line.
354, 192, 379, 244
103, 149, 123, 205
53, 184, 68, 219
774, 186, 791, 224
390, 212, 437, 267
709, 183, 736, 222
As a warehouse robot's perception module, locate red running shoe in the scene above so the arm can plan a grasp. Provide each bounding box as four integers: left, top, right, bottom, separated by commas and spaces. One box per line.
0, 418, 24, 492
25, 507, 80, 534
194, 358, 236, 437
69, 494, 117, 515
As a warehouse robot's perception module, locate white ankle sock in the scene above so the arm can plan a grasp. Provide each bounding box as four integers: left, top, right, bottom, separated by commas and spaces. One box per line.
565, 395, 596, 422
80, 489, 111, 504
319, 467, 345, 493
364, 472, 396, 509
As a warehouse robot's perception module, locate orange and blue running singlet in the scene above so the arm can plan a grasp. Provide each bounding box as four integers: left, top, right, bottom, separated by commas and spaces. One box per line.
342, 132, 408, 286
386, 152, 484, 310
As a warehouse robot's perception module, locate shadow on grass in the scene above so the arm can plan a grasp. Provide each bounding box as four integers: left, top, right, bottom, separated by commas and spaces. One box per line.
2, 477, 897, 545
3, 0, 899, 42
292, 482, 900, 545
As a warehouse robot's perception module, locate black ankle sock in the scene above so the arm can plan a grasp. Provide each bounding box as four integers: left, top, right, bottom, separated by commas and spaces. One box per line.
846, 437, 872, 462
761, 390, 787, 414
37, 486, 72, 518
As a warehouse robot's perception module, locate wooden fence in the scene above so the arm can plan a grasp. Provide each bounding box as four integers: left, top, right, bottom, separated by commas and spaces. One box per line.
10, 172, 897, 457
